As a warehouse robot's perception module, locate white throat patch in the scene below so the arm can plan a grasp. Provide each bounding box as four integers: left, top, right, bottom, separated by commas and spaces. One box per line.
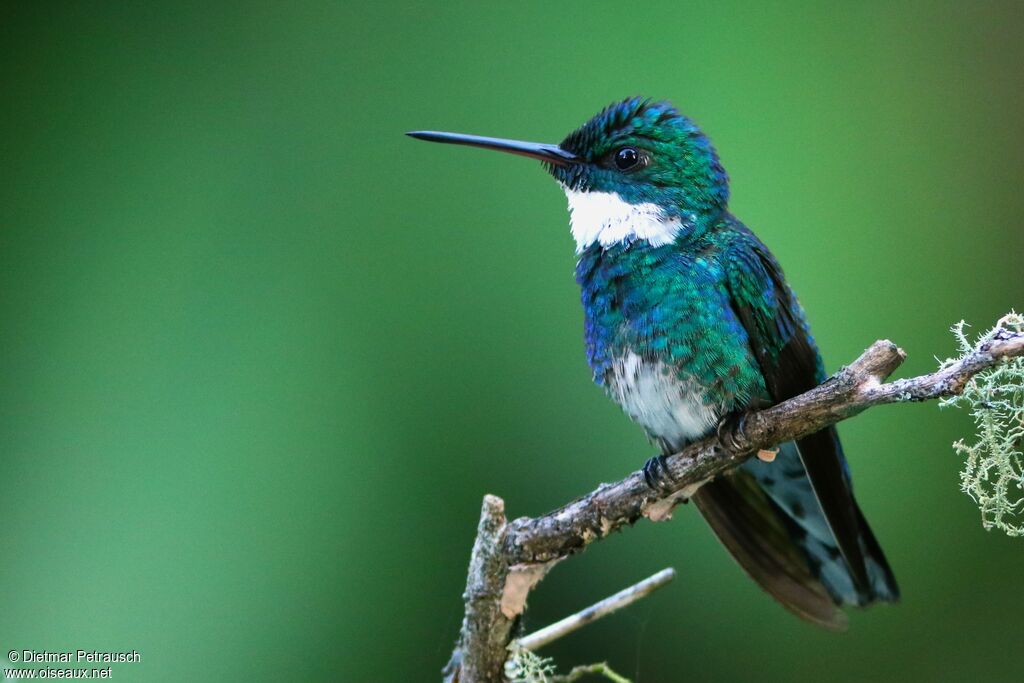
562, 186, 684, 253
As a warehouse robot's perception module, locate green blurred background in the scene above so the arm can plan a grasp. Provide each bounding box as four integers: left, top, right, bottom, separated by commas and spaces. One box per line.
2, 2, 1023, 681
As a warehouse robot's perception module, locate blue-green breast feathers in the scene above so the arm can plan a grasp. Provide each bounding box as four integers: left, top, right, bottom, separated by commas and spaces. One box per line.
575, 218, 766, 416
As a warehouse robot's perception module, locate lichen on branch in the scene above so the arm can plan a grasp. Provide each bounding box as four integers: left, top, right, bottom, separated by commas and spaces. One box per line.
941, 313, 1024, 536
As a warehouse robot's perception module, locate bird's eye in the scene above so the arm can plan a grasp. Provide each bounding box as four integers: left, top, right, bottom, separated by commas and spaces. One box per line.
613, 147, 643, 172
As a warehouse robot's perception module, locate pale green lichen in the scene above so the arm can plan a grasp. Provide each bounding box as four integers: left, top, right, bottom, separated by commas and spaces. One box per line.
505, 645, 631, 683
939, 313, 1024, 536
504, 647, 556, 683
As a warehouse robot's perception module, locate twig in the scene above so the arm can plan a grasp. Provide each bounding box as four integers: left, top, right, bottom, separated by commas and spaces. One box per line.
445, 321, 1024, 682
552, 662, 632, 683
516, 568, 676, 652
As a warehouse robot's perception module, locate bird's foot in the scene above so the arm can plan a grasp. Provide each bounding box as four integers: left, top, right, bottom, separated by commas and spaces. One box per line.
716, 412, 752, 453
642, 454, 676, 493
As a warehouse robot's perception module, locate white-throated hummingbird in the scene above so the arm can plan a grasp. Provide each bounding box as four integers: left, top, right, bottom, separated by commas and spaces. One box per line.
408, 97, 898, 628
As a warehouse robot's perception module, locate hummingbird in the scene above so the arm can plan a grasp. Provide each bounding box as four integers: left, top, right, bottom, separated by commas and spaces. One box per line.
408, 97, 898, 628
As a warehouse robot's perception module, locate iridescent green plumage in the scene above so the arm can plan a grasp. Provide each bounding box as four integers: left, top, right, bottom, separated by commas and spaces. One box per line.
576, 219, 770, 410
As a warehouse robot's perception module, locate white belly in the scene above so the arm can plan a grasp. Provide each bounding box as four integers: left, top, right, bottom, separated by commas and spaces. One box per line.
608, 351, 721, 450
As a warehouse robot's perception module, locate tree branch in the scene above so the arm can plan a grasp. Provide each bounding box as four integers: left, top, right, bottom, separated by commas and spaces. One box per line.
446, 322, 1024, 682
444, 495, 514, 683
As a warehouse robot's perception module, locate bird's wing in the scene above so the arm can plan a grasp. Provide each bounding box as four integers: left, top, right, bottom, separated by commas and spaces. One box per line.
722, 235, 870, 591
690, 228, 900, 626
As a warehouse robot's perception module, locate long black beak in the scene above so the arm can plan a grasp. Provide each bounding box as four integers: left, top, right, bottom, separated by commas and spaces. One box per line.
406, 131, 578, 167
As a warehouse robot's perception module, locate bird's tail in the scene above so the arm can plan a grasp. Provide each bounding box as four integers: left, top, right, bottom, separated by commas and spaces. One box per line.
691, 439, 898, 629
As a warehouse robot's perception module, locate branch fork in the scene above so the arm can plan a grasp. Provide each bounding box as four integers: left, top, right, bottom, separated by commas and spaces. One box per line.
445, 322, 1024, 682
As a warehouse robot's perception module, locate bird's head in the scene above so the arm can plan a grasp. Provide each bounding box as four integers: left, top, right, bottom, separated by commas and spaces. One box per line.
408, 97, 729, 251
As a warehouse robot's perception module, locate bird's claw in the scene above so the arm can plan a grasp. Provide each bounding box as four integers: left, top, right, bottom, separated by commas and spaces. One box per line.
717, 412, 751, 453
642, 454, 676, 494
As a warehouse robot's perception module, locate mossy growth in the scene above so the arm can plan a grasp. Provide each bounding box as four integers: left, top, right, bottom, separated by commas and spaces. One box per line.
505, 645, 631, 683
940, 313, 1024, 536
